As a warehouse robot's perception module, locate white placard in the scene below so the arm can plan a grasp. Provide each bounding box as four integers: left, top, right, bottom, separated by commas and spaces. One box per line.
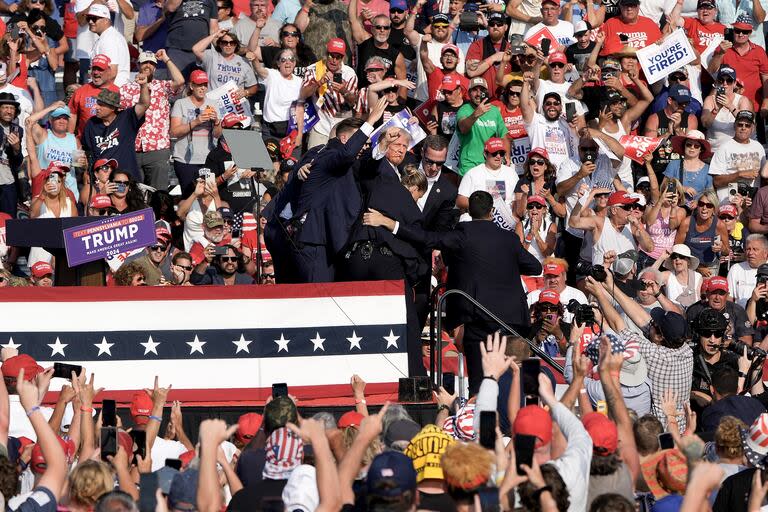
636, 30, 696, 84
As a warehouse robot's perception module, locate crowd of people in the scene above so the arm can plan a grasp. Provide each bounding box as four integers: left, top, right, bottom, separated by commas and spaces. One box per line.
1, 0, 768, 508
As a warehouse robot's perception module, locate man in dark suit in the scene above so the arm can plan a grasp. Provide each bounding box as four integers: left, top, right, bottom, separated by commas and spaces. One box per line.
413, 135, 458, 329
363, 190, 542, 394
263, 99, 388, 283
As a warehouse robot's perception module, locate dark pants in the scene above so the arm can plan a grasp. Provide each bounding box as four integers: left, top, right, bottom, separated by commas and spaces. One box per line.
264, 221, 300, 284
166, 48, 200, 79
137, 149, 171, 191
0, 182, 17, 218
560, 231, 583, 287
263, 121, 289, 139
463, 320, 528, 396
340, 245, 426, 377
293, 243, 334, 283
173, 161, 203, 198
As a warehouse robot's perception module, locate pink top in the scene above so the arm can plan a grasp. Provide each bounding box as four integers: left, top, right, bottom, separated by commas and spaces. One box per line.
644, 208, 675, 260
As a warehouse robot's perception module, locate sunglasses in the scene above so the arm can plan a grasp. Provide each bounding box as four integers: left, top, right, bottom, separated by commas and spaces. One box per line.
670, 253, 689, 260
699, 329, 725, 338
175, 264, 193, 271
734, 28, 752, 34
373, 24, 391, 30
281, 31, 299, 37
697, 201, 714, 209
488, 150, 505, 157
619, 204, 633, 211
641, 280, 656, 288
220, 256, 238, 262
113, 180, 130, 185
669, 74, 686, 81
149, 245, 167, 252
540, 304, 559, 311
432, 22, 450, 28
220, 40, 236, 46
527, 203, 545, 210
544, 100, 561, 106
262, 272, 276, 278
488, 21, 506, 27
327, 52, 344, 60
379, 87, 398, 95
719, 215, 735, 220
630, 204, 645, 211
718, 76, 735, 84
529, 158, 546, 166
86, 15, 102, 22
684, 142, 701, 149
30, 0, 45, 3
736, 122, 753, 128
424, 157, 445, 167
549, 62, 565, 68
366, 67, 385, 73
279, 56, 296, 63
507, 90, 521, 97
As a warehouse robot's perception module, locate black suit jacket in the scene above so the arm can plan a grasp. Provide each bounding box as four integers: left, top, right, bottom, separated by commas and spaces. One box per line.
396, 220, 542, 329
421, 169, 458, 233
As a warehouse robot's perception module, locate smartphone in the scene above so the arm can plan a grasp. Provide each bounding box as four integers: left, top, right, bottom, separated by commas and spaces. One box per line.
9, 25, 18, 40
725, 27, 734, 43
53, 362, 82, 380
546, 313, 556, 323
138, 472, 158, 512
540, 37, 550, 57
48, 174, 60, 184
272, 382, 288, 398
479, 410, 497, 450
666, 180, 676, 194
584, 152, 596, 163
100, 426, 117, 460
231, 228, 242, 239
658, 432, 675, 450
716, 85, 726, 97
131, 430, 147, 459
514, 434, 537, 475
101, 399, 117, 428
526, 395, 540, 406
521, 359, 541, 398
214, 246, 229, 256
333, 72, 343, 84
442, 372, 456, 395
115, 183, 127, 194
198, 167, 211, 178
565, 102, 576, 122
619, 33, 629, 43
596, 400, 608, 415
165, 458, 182, 470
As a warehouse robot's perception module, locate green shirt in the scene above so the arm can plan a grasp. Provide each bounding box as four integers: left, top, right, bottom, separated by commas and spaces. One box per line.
456, 103, 508, 176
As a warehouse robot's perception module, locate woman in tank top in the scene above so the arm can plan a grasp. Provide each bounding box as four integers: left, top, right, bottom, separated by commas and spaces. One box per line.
701, 66, 753, 153
664, 130, 713, 202
675, 189, 731, 277
655, 243, 703, 310
639, 177, 686, 270
516, 195, 558, 290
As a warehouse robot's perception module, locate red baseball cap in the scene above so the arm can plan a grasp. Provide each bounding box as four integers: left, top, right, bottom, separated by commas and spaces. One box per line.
93, 158, 118, 171
91, 54, 111, 70
707, 276, 729, 294
130, 391, 153, 425
31, 437, 76, 474
513, 405, 552, 448
543, 263, 565, 276
484, 137, 505, 153
221, 113, 251, 128
31, 261, 53, 278
46, 161, 70, 175
190, 70, 209, 85
529, 147, 549, 161
236, 412, 263, 444
338, 411, 365, 429
528, 195, 547, 207
548, 52, 567, 65
326, 38, 346, 55
441, 43, 460, 56
582, 412, 618, 455
1, 355, 43, 381
179, 449, 196, 468
90, 195, 112, 209
538, 289, 560, 306
719, 204, 738, 217
607, 191, 638, 206
440, 75, 461, 92
155, 226, 172, 241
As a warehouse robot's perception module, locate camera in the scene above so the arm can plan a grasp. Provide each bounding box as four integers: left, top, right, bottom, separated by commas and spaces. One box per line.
737, 182, 757, 199
566, 299, 596, 326
459, 10, 480, 31
716, 85, 726, 97
575, 261, 607, 282
726, 341, 767, 360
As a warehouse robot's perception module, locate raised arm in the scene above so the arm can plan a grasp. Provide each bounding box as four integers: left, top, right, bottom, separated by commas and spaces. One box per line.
339, 405, 389, 504
145, 376, 172, 455
133, 75, 151, 118
197, 420, 238, 512
348, 0, 371, 45
192, 30, 224, 61
287, 419, 342, 512
404, 0, 426, 46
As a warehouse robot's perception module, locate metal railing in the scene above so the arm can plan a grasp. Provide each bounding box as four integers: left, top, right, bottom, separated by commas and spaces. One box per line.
430, 288, 565, 388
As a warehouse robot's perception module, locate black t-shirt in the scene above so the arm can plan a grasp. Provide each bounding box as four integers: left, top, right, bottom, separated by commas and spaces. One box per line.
82, 108, 145, 180
206, 142, 258, 213
419, 491, 458, 512
436, 101, 460, 138
713, 467, 756, 512
356, 39, 403, 88
166, 0, 217, 50
565, 42, 595, 73
227, 479, 287, 511
686, 300, 754, 341
691, 347, 739, 397
390, 27, 415, 60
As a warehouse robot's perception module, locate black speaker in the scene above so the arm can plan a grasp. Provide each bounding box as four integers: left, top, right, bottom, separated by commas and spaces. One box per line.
398, 376, 432, 402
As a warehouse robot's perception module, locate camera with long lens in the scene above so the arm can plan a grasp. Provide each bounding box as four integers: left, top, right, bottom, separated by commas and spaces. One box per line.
574, 261, 607, 282
737, 182, 758, 199
726, 341, 767, 360
566, 299, 596, 326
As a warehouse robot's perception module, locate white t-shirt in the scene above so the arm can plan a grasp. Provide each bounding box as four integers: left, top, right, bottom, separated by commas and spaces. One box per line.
727, 261, 759, 308
638, 0, 676, 22
458, 163, 519, 225
9, 398, 54, 440
525, 112, 577, 170
527, 285, 588, 323
74, 0, 97, 60
524, 20, 575, 48
150, 437, 187, 471
708, 138, 766, 203
556, 154, 617, 237
92, 26, 130, 86
263, 68, 302, 123
535, 81, 587, 115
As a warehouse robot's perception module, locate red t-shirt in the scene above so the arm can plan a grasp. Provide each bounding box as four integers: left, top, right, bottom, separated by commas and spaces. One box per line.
10, 54, 27, 90
64, 1, 78, 39
426, 68, 469, 102
492, 101, 527, 140
722, 43, 768, 110
683, 18, 724, 54
68, 82, 120, 137
465, 39, 511, 100
599, 15, 662, 56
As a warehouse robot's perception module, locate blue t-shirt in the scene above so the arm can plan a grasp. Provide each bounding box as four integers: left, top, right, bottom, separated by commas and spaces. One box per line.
82, 108, 145, 180
664, 159, 712, 198
137, 2, 168, 57
12, 487, 57, 512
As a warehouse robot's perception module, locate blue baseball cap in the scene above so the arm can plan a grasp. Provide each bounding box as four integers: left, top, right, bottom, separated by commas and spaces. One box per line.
717, 65, 736, 80
50, 105, 71, 119
668, 83, 691, 103
650, 308, 688, 343
366, 451, 417, 498
390, 0, 408, 11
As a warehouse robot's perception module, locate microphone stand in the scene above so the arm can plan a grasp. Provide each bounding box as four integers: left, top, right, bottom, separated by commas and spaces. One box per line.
252, 168, 265, 285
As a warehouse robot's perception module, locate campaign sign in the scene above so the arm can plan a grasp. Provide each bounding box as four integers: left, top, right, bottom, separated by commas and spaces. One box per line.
288, 100, 319, 134
413, 98, 437, 127
637, 29, 696, 84
370, 109, 427, 151
63, 209, 157, 267
525, 26, 558, 50
619, 135, 664, 163
206, 81, 252, 119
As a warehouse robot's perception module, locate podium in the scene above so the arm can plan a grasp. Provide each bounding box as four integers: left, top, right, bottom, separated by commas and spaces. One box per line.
6, 218, 107, 286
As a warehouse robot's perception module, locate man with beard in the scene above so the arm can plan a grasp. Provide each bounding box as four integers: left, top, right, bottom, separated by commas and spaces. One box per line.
191, 244, 254, 285
119, 50, 185, 190
423, 41, 468, 102
465, 13, 510, 100
687, 276, 753, 345
520, 79, 577, 169
67, 54, 119, 138
188, 211, 229, 267
349, 4, 407, 88
0, 93, 22, 218
456, 77, 508, 176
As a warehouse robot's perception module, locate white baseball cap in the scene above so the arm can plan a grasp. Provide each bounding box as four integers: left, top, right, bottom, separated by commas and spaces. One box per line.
87, 4, 110, 18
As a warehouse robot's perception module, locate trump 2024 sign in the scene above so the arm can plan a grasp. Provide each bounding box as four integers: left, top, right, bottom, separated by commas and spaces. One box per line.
63, 208, 157, 267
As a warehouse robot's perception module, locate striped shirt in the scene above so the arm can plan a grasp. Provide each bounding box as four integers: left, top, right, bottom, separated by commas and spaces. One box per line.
302, 63, 358, 136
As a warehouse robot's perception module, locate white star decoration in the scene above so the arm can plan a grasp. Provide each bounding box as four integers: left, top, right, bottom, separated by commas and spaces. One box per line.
141, 336, 160, 355
347, 331, 363, 350
310, 332, 326, 352
274, 333, 290, 353
232, 334, 253, 354
48, 337, 68, 357
94, 337, 114, 356
187, 335, 206, 355
1, 337, 20, 350
383, 330, 400, 349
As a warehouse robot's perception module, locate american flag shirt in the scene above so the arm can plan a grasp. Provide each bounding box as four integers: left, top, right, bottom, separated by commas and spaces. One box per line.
302, 63, 358, 136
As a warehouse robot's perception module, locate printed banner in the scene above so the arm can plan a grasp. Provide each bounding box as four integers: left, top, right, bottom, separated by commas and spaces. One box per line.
636, 29, 696, 84
206, 80, 251, 119
525, 26, 558, 49
63, 209, 157, 267
619, 135, 664, 164
701, 34, 724, 78
287, 100, 319, 134
370, 109, 427, 153
510, 136, 531, 175
105, 247, 145, 272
